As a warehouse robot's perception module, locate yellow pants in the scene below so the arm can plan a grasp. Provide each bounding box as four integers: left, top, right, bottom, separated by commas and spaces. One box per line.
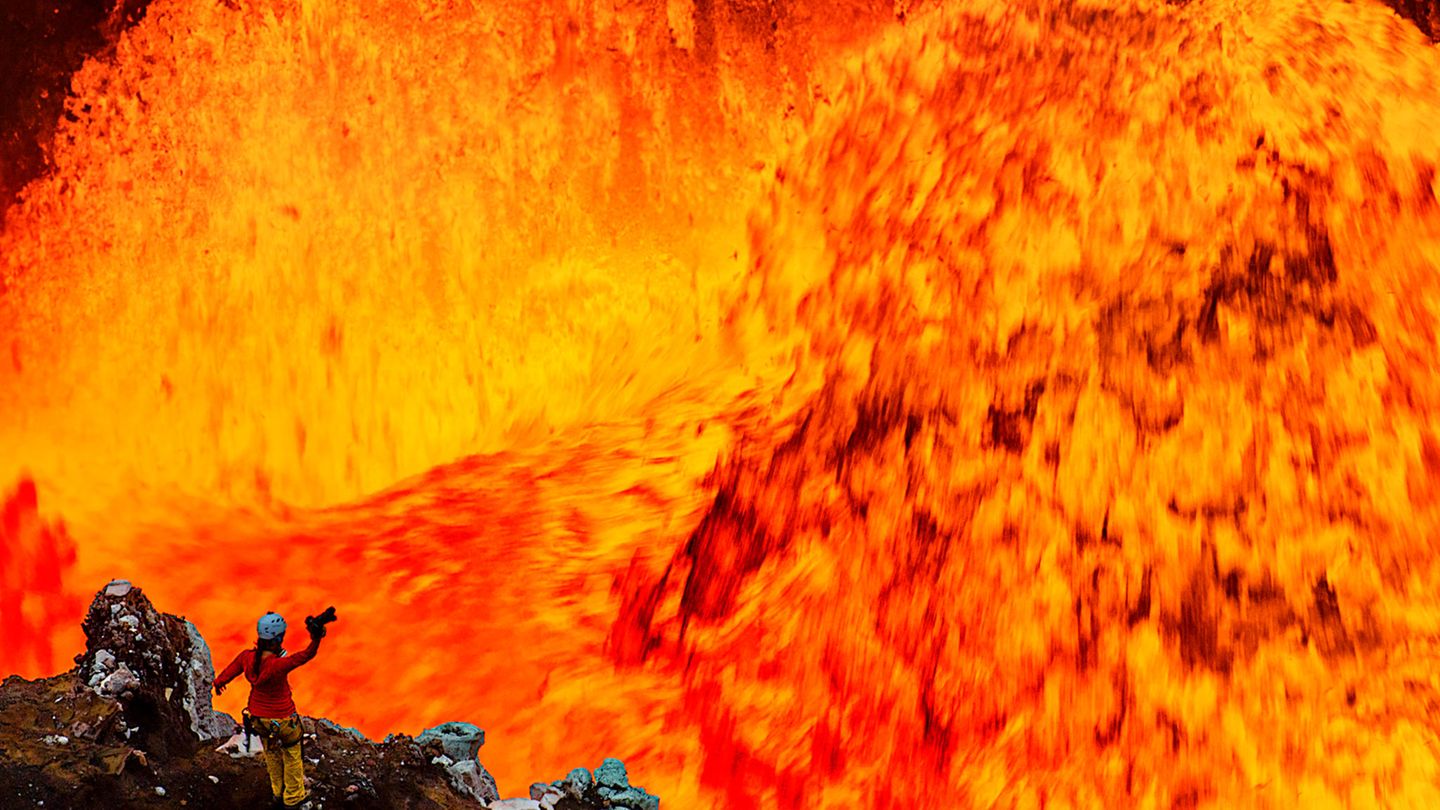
256, 716, 306, 806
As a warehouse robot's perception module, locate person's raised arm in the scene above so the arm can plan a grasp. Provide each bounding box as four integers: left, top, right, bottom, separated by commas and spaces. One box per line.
272, 626, 324, 675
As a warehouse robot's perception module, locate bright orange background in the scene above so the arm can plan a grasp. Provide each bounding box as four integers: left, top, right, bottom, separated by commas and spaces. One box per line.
4, 0, 1440, 808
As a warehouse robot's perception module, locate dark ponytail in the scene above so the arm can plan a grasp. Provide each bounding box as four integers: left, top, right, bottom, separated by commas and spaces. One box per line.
249, 636, 282, 681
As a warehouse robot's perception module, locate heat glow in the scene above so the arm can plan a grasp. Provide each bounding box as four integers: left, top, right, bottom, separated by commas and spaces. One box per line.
4, 0, 1440, 807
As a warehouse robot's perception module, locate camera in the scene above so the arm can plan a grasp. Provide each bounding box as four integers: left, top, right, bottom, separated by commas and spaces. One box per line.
305, 606, 338, 635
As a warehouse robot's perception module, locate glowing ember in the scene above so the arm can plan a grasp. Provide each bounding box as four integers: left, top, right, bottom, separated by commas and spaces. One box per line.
4, 0, 1440, 807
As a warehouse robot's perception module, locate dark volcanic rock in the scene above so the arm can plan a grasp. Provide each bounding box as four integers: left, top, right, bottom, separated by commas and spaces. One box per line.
0, 0, 154, 208
75, 579, 237, 758
1382, 0, 1440, 41
295, 722, 498, 808
0, 677, 498, 809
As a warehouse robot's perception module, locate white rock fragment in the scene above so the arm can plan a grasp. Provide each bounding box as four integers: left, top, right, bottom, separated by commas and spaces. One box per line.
110, 604, 122, 615
431, 755, 455, 767
118, 615, 140, 629
488, 800, 541, 810
448, 759, 500, 804
154, 786, 166, 796
216, 732, 264, 758
208, 775, 220, 784
105, 579, 133, 597
95, 650, 116, 670
97, 664, 141, 698
181, 619, 236, 740
42, 735, 69, 745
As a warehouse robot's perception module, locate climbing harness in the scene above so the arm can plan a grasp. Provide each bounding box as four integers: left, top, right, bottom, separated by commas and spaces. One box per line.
242, 709, 303, 748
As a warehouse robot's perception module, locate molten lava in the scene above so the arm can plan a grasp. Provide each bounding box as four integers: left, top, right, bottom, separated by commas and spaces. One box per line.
5, 0, 1440, 807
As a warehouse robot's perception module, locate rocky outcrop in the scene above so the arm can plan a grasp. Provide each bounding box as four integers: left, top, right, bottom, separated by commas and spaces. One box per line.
512, 758, 661, 810
0, 582, 660, 809
76, 578, 237, 757
413, 721, 500, 805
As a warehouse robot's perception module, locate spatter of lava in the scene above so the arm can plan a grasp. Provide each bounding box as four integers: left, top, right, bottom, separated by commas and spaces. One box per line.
621, 1, 1440, 807
3, 0, 1440, 808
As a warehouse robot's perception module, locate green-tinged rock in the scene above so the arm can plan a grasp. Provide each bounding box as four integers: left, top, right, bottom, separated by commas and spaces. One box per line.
594, 757, 629, 790
625, 787, 662, 810
415, 721, 485, 762
597, 784, 661, 810
562, 766, 593, 797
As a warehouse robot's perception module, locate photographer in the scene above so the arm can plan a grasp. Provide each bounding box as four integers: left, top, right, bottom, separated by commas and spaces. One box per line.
214, 607, 337, 809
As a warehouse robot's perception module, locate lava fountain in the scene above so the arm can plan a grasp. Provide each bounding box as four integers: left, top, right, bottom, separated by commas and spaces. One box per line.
4, 0, 1440, 808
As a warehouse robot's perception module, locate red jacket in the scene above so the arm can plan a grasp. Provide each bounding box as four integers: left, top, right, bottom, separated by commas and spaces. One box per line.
216, 637, 320, 718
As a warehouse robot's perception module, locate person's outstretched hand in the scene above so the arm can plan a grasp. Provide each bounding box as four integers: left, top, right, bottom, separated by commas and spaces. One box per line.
308, 623, 327, 640
213, 681, 226, 696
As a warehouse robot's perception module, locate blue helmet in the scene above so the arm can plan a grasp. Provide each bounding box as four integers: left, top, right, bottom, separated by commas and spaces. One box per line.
257, 612, 287, 641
